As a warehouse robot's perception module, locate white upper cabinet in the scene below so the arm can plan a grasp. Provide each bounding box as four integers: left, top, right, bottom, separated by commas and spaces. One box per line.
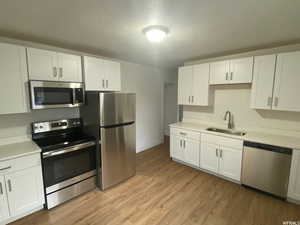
229, 57, 253, 84
209, 57, 253, 84
193, 64, 211, 105
27, 48, 58, 81
57, 53, 82, 82
27, 48, 82, 82
0, 43, 30, 115
178, 63, 211, 106
251, 55, 276, 109
103, 59, 121, 91
209, 60, 229, 84
273, 51, 300, 112
178, 66, 193, 105
83, 56, 121, 91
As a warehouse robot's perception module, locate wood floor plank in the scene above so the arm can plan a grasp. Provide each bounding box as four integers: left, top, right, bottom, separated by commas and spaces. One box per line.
10, 142, 300, 225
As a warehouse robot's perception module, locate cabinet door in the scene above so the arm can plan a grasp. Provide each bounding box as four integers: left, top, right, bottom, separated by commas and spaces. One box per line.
178, 66, 193, 105
6, 166, 44, 217
229, 57, 253, 84
104, 60, 121, 91
209, 60, 229, 84
218, 146, 242, 181
273, 51, 300, 112
0, 43, 29, 115
288, 150, 300, 201
57, 53, 82, 82
192, 63, 211, 106
250, 55, 276, 109
200, 142, 219, 173
27, 48, 58, 81
170, 135, 184, 161
0, 175, 10, 223
184, 139, 200, 167
84, 56, 106, 91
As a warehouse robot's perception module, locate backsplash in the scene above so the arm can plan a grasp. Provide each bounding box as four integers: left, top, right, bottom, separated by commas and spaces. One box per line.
183, 84, 300, 137
0, 108, 79, 140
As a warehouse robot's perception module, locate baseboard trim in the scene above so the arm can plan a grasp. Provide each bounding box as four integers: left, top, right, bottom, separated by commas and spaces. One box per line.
172, 158, 241, 185
0, 205, 44, 225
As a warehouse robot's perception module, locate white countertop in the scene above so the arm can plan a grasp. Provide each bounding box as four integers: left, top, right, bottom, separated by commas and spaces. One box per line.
0, 141, 41, 162
170, 122, 300, 150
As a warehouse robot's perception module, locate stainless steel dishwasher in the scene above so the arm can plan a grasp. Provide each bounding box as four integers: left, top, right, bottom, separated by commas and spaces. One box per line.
242, 141, 292, 198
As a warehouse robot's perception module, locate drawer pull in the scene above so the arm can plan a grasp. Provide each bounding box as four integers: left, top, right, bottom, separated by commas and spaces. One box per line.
179, 132, 187, 135
0, 182, 3, 195
0, 166, 11, 171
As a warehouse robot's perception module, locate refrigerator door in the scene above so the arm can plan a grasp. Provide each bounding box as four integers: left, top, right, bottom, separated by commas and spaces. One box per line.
100, 93, 135, 127
100, 122, 136, 190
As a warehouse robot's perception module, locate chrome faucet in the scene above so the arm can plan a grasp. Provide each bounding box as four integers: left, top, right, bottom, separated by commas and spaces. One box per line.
224, 111, 234, 129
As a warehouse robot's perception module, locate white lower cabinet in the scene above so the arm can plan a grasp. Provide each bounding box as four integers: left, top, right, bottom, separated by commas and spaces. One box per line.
218, 146, 242, 181
201, 134, 243, 182
0, 154, 44, 225
200, 142, 219, 173
170, 128, 200, 167
0, 176, 10, 222
170, 127, 243, 182
288, 150, 300, 202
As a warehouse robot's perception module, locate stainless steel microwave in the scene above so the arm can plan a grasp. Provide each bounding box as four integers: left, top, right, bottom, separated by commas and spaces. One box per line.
29, 81, 85, 109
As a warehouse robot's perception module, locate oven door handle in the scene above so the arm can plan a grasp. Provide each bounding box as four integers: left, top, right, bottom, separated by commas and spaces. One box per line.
42, 141, 96, 158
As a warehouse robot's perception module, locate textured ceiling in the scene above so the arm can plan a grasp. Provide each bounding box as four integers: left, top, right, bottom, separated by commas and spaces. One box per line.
0, 0, 300, 68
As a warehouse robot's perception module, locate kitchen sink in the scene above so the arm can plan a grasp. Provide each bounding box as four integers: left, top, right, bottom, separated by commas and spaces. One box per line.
206, 127, 246, 136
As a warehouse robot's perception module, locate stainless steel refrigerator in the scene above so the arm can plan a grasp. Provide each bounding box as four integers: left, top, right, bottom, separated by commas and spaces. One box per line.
80, 92, 136, 190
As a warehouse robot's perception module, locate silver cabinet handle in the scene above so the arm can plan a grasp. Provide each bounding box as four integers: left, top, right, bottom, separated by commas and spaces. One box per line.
59, 67, 63, 77
179, 132, 187, 135
180, 139, 182, 148
53, 67, 57, 77
191, 96, 194, 103
226, 72, 228, 80
220, 149, 223, 159
183, 140, 186, 149
188, 96, 191, 103
216, 149, 219, 157
106, 80, 108, 88
230, 72, 233, 80
7, 180, 12, 192
274, 97, 279, 107
267, 97, 272, 106
0, 166, 11, 171
102, 79, 105, 88
0, 182, 3, 195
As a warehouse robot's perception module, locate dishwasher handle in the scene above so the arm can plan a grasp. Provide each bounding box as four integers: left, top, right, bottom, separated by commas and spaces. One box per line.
244, 141, 292, 155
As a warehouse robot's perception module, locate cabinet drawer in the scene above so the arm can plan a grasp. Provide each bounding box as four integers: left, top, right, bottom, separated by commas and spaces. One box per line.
0, 153, 41, 174
201, 133, 243, 150
170, 127, 200, 140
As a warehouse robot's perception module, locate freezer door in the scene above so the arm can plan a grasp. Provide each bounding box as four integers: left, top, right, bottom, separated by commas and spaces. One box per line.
100, 93, 135, 127
100, 122, 136, 190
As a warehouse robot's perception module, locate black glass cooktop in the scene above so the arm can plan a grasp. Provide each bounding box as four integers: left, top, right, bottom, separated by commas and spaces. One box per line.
34, 132, 95, 152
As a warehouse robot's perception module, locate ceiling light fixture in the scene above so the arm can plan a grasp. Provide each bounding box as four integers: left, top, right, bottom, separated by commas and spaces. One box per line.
143, 25, 169, 43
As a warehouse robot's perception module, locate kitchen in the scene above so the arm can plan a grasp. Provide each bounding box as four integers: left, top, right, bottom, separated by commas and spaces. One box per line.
0, 1, 300, 225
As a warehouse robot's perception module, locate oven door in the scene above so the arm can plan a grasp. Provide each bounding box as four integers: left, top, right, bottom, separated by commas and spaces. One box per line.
30, 80, 84, 109
42, 142, 96, 194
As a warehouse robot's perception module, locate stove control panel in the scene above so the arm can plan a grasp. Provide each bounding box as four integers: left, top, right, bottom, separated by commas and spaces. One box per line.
32, 118, 82, 134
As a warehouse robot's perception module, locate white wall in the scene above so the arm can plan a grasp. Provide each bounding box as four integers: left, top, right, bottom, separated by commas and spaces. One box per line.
0, 108, 79, 141
183, 84, 300, 137
121, 61, 175, 152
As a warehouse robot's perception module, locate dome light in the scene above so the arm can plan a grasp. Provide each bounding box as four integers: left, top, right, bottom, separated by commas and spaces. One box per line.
143, 25, 169, 43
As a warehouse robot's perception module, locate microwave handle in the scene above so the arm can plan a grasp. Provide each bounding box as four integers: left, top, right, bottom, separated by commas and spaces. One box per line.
72, 89, 76, 105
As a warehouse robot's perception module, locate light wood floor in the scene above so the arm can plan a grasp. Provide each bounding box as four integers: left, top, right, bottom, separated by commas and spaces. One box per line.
11, 141, 300, 225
